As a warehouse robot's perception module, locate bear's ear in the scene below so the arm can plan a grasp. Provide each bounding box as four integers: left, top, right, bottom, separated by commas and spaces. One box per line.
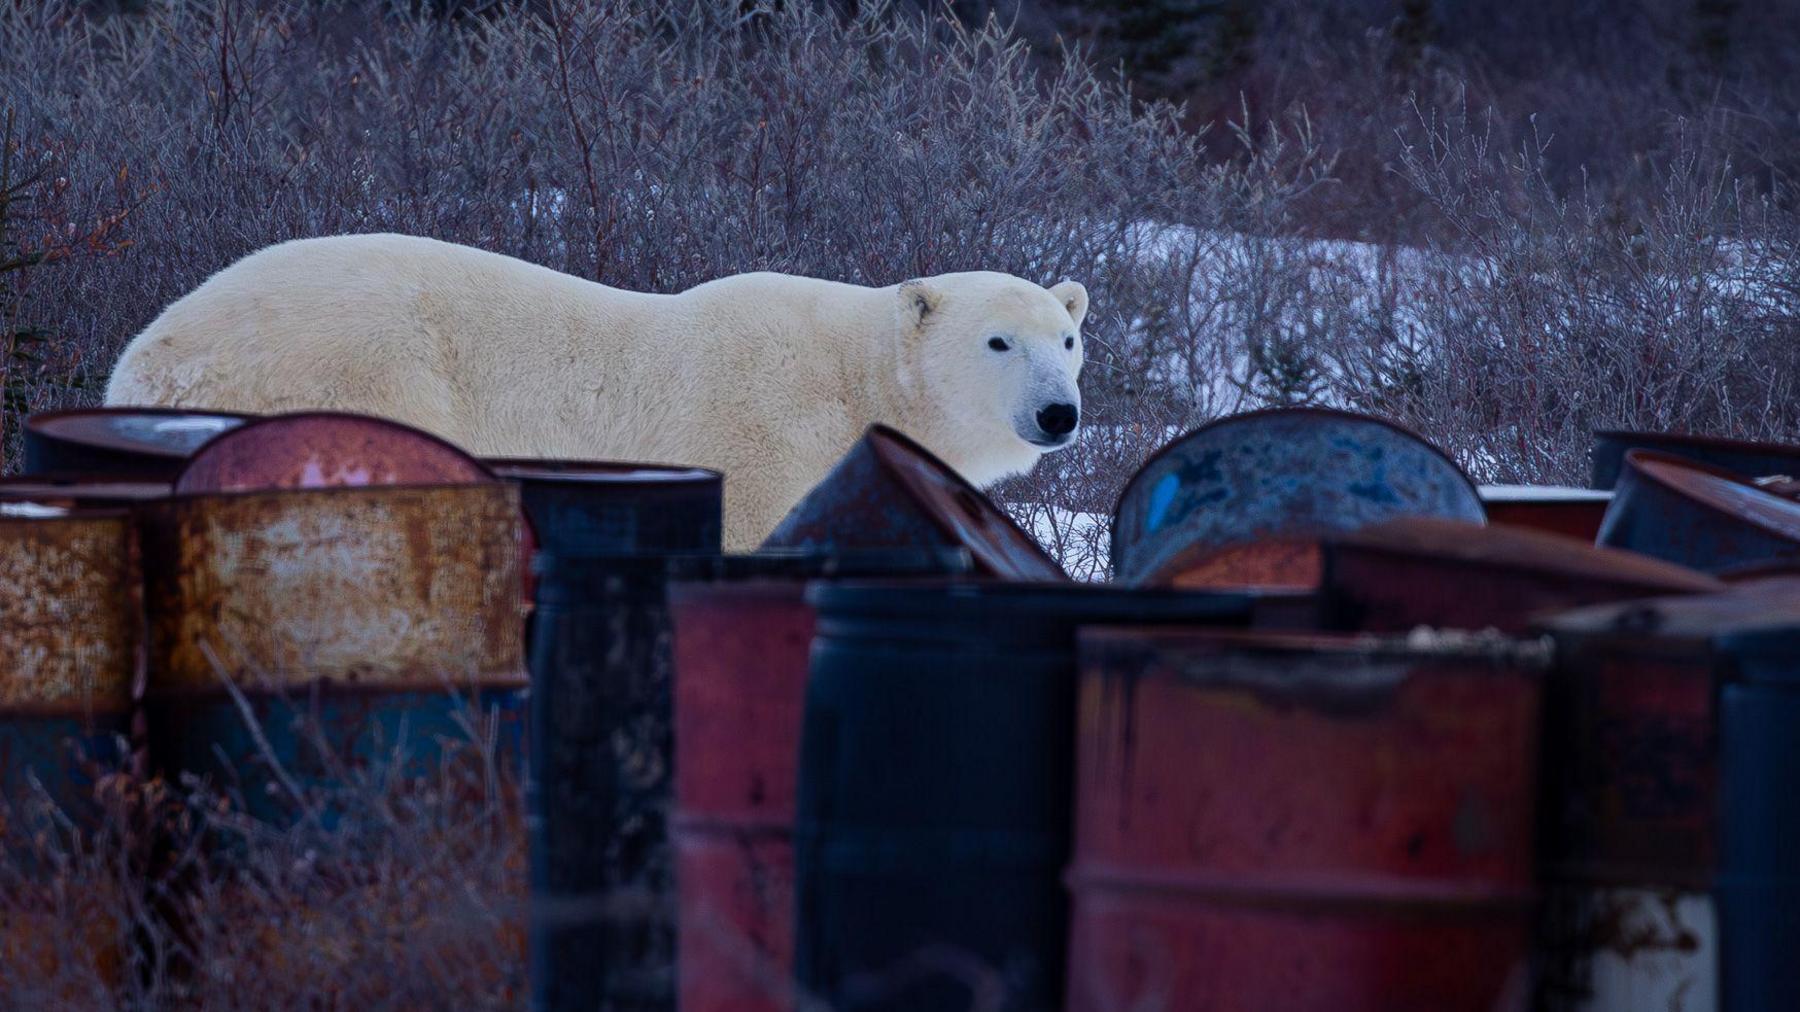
898, 280, 942, 331
1051, 280, 1088, 327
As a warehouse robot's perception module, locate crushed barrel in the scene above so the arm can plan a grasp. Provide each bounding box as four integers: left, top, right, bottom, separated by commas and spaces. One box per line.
793, 581, 1254, 1011
667, 549, 972, 1012
1068, 628, 1546, 1012
1598, 449, 1800, 573
761, 424, 1066, 580
1111, 407, 1485, 589
23, 407, 251, 481
1321, 517, 1721, 633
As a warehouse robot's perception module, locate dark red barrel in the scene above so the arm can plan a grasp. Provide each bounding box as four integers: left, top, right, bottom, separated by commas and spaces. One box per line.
1479, 484, 1613, 542
1598, 449, 1800, 573
1111, 408, 1485, 589
173, 411, 493, 493
1592, 429, 1800, 490
1069, 628, 1546, 1012
667, 549, 972, 1012
1532, 582, 1800, 1010
1321, 517, 1722, 633
761, 425, 1066, 581
23, 407, 252, 480
793, 582, 1255, 1011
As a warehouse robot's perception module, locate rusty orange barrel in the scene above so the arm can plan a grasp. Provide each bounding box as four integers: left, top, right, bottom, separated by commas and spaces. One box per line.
1321, 517, 1721, 633
0, 504, 139, 991
1069, 629, 1546, 1012
23, 407, 252, 480
137, 482, 527, 825
1480, 485, 1613, 542
667, 549, 972, 1012
1111, 408, 1485, 589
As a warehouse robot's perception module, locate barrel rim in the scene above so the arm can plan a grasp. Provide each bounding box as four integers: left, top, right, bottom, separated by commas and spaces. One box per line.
863, 423, 1068, 581
0, 474, 174, 503
172, 410, 500, 495
139, 475, 519, 509
0, 504, 136, 526
1109, 406, 1484, 578
483, 455, 722, 486
667, 547, 975, 584
1621, 448, 1800, 545
1077, 625, 1553, 667
1324, 516, 1723, 594
1595, 427, 1800, 463
806, 578, 1258, 626
24, 406, 257, 458
1477, 483, 1614, 503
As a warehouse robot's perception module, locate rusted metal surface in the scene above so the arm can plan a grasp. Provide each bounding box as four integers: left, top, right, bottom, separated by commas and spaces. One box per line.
486, 457, 722, 558
0, 510, 140, 713
667, 550, 971, 1012
1322, 517, 1722, 634
138, 483, 524, 691
24, 407, 252, 480
1532, 583, 1800, 1011
1481, 484, 1614, 542
173, 411, 494, 494
1598, 450, 1800, 573
794, 582, 1254, 1011
0, 509, 138, 993
762, 424, 1067, 581
1111, 408, 1485, 588
1592, 429, 1800, 490
0, 475, 171, 508
1069, 628, 1544, 1012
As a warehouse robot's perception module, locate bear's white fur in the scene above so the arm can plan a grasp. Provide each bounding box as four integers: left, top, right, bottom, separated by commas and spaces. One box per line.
105, 234, 1088, 548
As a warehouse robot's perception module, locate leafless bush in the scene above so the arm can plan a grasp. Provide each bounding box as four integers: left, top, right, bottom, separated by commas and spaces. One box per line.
1, 702, 526, 1009
2, 0, 1797, 582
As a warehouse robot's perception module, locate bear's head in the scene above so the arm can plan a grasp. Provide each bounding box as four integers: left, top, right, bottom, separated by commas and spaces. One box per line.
894, 271, 1087, 486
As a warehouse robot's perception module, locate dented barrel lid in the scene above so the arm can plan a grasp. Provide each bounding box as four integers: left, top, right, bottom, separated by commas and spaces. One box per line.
24, 407, 252, 480
1111, 407, 1485, 587
764, 425, 1066, 581
174, 411, 495, 494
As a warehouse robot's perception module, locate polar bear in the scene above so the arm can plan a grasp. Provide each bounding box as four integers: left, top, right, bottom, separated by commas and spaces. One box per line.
105, 234, 1088, 548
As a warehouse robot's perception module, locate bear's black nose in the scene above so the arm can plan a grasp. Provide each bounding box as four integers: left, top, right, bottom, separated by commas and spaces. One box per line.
1037, 403, 1079, 437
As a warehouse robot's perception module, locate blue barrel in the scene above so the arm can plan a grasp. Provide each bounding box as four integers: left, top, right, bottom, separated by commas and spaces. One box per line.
1111, 408, 1485, 587
1592, 429, 1800, 490
793, 582, 1255, 1011
1715, 625, 1800, 1012
1598, 450, 1800, 573
486, 458, 724, 557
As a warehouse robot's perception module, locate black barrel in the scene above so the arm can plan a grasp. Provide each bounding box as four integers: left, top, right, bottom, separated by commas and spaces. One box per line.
486, 458, 724, 557
1593, 429, 1800, 490
1598, 450, 1800, 573
793, 582, 1255, 1011
529, 545, 718, 1012
1715, 625, 1800, 1012
23, 407, 252, 480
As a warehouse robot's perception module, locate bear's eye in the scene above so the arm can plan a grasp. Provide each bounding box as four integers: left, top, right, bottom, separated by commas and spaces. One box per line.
987, 337, 1010, 352
1064, 336, 1075, 350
